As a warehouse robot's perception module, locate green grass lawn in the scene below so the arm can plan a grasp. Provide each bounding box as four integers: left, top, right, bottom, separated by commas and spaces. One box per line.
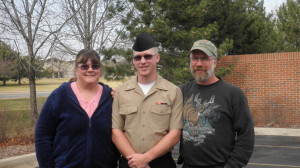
0, 97, 47, 140
0, 78, 124, 92
0, 78, 124, 141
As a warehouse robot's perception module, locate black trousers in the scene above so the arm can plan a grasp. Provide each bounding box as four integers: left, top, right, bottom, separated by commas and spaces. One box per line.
183, 164, 224, 168
119, 152, 176, 168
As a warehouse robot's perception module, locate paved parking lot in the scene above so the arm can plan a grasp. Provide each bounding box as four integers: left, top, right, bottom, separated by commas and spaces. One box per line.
173, 135, 300, 168
246, 135, 300, 168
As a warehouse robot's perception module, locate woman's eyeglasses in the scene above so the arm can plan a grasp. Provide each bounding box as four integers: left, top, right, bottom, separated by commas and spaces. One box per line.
133, 54, 156, 61
78, 64, 100, 70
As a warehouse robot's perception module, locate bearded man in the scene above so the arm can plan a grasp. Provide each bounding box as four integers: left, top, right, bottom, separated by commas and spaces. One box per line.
178, 40, 255, 168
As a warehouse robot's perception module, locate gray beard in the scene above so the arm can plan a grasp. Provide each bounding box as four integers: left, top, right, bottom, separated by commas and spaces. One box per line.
192, 67, 214, 83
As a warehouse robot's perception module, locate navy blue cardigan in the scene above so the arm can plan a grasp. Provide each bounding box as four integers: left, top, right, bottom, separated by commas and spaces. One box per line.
35, 82, 120, 168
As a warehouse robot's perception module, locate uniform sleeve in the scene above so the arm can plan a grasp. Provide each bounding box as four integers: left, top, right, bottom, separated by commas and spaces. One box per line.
112, 89, 125, 130
35, 94, 59, 167
169, 87, 184, 130
225, 89, 255, 168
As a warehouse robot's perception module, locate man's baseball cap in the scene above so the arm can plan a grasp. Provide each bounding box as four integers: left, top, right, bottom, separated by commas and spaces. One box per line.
189, 40, 217, 59
132, 32, 158, 52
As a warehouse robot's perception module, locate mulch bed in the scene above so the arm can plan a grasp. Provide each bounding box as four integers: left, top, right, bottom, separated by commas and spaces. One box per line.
0, 136, 35, 159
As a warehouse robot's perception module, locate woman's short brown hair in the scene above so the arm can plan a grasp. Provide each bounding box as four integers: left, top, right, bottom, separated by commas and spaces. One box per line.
70, 49, 102, 82
75, 49, 102, 68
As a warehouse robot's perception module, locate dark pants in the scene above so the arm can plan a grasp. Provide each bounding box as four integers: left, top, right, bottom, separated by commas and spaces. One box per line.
183, 164, 224, 168
119, 152, 176, 168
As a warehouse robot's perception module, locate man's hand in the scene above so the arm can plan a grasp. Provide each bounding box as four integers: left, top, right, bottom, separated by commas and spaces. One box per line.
111, 88, 116, 98
127, 153, 151, 168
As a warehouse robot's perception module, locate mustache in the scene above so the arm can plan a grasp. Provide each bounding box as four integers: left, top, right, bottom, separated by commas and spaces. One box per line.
193, 68, 206, 71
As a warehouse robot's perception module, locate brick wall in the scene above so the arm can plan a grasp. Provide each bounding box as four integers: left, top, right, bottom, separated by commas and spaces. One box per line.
218, 52, 300, 127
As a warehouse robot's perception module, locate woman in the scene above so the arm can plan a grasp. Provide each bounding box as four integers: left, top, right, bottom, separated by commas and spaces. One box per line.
35, 49, 120, 168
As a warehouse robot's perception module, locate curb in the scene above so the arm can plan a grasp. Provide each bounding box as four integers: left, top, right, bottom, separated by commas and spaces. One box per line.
0, 153, 37, 168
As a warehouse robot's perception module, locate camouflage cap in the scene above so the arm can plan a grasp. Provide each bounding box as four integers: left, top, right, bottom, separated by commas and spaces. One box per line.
189, 40, 217, 59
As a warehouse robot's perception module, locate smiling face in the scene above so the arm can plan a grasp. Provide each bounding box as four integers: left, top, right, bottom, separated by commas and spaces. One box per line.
190, 50, 217, 85
76, 59, 101, 85
74, 49, 102, 85
132, 47, 160, 83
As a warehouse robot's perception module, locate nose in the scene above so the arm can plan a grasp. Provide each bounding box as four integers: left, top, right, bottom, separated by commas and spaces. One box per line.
140, 56, 147, 63
87, 66, 94, 71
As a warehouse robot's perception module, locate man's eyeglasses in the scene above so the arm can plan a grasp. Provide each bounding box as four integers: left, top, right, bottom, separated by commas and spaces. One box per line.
133, 54, 156, 61
190, 57, 214, 63
78, 64, 101, 70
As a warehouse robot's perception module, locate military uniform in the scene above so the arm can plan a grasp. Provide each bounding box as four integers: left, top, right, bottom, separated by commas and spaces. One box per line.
112, 75, 183, 153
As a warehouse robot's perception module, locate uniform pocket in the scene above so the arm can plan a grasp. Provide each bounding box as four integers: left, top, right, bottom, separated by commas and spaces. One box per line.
149, 105, 171, 130
120, 106, 138, 129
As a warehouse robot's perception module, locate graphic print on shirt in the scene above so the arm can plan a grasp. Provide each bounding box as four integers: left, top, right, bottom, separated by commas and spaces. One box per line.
182, 93, 220, 145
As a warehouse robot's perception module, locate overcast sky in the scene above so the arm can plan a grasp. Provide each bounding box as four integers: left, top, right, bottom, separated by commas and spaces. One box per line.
264, 0, 287, 14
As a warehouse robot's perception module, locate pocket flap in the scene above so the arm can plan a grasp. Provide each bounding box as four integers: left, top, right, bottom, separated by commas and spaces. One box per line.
150, 106, 171, 115
120, 106, 138, 115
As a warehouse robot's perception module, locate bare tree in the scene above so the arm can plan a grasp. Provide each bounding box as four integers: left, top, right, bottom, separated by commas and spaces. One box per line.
0, 0, 78, 125
55, 0, 132, 54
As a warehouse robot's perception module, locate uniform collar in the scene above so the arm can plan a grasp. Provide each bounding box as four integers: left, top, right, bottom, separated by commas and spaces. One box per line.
124, 74, 168, 91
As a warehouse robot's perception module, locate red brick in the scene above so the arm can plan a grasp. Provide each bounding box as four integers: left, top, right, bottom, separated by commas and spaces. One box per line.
218, 52, 300, 127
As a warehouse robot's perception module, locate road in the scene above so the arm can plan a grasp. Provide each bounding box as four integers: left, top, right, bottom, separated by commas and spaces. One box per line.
0, 91, 51, 99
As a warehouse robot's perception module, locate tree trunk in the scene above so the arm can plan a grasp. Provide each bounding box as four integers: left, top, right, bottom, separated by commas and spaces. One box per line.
18, 71, 21, 85
29, 69, 38, 126
28, 44, 38, 126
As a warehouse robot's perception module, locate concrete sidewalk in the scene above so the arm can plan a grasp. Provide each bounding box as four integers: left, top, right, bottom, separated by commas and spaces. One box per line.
254, 127, 300, 137
0, 127, 299, 168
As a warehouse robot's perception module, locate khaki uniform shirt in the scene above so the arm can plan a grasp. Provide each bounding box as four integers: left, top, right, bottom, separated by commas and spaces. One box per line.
112, 75, 183, 153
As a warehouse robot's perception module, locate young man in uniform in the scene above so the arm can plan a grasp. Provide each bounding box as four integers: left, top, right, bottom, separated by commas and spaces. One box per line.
112, 32, 183, 168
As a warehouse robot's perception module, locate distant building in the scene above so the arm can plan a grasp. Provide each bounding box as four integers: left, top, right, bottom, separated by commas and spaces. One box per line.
44, 58, 74, 78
